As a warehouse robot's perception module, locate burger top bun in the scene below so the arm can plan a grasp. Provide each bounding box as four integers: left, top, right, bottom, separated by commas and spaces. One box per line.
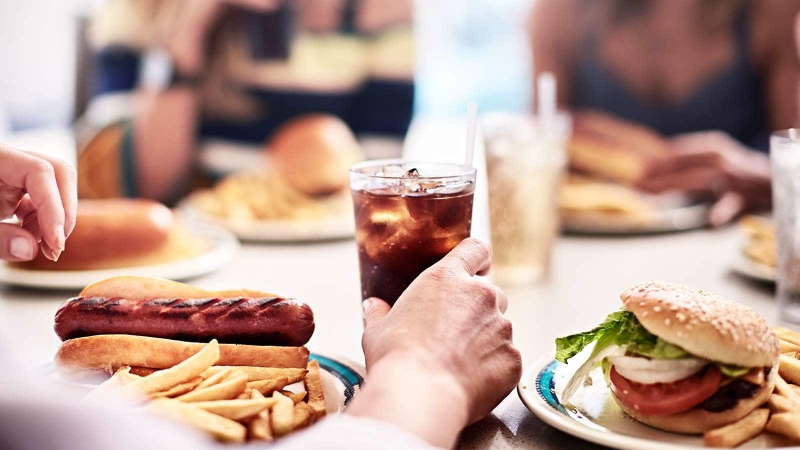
267, 114, 364, 197
621, 281, 779, 368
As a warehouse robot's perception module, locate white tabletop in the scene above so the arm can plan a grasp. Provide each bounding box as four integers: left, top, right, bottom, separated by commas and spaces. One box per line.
0, 225, 778, 450
0, 124, 782, 449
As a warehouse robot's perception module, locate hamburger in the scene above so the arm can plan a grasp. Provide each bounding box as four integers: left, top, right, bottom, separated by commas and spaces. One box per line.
556, 281, 778, 434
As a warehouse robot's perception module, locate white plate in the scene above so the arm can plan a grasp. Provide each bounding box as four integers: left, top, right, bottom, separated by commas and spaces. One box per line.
39, 353, 365, 413
730, 252, 777, 284
0, 222, 239, 290
729, 229, 777, 284
562, 203, 710, 235
518, 352, 792, 450
180, 205, 354, 243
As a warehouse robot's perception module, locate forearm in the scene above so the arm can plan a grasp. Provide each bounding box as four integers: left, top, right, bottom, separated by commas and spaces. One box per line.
346, 356, 469, 449
132, 87, 198, 202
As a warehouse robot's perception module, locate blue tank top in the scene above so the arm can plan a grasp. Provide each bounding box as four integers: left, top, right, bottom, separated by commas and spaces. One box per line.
572, 7, 769, 152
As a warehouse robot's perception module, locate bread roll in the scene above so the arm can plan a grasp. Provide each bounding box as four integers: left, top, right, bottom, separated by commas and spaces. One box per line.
267, 115, 364, 197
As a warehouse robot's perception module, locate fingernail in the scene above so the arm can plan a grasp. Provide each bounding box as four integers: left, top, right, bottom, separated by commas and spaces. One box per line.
54, 226, 65, 252
362, 299, 373, 317
9, 237, 34, 260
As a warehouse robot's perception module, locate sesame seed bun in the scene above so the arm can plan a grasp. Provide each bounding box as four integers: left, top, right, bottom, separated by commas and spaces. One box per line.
620, 281, 779, 368
611, 366, 776, 434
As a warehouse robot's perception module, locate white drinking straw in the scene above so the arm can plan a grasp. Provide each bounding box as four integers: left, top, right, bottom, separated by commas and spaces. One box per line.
465, 101, 478, 167
537, 72, 556, 128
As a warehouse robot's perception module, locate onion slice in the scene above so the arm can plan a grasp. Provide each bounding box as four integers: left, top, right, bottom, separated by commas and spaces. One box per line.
607, 355, 708, 384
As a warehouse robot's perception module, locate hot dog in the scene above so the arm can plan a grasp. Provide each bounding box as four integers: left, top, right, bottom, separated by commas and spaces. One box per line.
55, 296, 314, 346
53, 276, 315, 346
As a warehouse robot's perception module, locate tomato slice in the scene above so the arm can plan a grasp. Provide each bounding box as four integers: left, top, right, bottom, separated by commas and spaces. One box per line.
609, 365, 722, 416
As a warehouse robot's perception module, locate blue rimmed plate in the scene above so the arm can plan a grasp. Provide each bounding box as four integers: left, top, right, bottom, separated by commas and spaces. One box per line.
40, 352, 364, 413
517, 352, 789, 450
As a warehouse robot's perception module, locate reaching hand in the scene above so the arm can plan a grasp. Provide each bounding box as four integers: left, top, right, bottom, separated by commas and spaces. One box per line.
0, 144, 77, 262
638, 131, 771, 228
349, 238, 522, 448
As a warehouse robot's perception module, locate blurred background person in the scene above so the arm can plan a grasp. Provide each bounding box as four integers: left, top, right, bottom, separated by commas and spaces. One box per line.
76, 0, 414, 203
531, 0, 800, 226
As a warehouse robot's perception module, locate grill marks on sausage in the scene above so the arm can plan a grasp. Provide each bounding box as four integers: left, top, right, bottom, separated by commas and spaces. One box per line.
54, 296, 315, 346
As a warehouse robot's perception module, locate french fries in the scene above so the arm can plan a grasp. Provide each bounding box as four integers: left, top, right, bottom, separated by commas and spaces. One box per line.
204, 366, 307, 383
280, 390, 307, 404
766, 413, 800, 441
248, 377, 290, 396
131, 340, 220, 394
149, 398, 247, 443
190, 399, 278, 421
704, 409, 769, 448
177, 371, 248, 402
80, 338, 328, 444
150, 377, 203, 399
305, 359, 327, 419
270, 391, 295, 437
249, 409, 273, 442
780, 354, 800, 385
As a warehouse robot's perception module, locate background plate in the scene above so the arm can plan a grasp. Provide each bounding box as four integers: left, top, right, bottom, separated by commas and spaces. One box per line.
562, 203, 710, 235
179, 205, 355, 243
0, 222, 239, 290
518, 352, 791, 450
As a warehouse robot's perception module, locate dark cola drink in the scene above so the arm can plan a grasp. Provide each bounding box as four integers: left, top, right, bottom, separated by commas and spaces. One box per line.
350, 161, 477, 305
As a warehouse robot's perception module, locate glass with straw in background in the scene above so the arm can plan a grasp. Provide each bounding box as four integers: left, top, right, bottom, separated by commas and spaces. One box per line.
483, 73, 571, 285
771, 129, 800, 324
350, 104, 480, 305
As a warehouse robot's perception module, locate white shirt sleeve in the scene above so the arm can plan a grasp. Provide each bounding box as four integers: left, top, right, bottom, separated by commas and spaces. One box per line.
275, 415, 443, 450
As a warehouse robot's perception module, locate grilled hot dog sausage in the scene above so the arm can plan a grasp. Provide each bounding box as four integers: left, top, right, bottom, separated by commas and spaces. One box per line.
54, 296, 314, 346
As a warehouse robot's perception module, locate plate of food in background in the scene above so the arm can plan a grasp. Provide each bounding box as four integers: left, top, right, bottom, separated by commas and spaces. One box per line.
182, 115, 362, 242
519, 282, 800, 449
559, 112, 711, 234
730, 215, 777, 283
41, 276, 365, 443
0, 199, 239, 290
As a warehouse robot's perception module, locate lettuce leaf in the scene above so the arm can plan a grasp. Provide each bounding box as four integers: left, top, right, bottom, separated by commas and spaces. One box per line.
555, 310, 631, 363
555, 310, 750, 379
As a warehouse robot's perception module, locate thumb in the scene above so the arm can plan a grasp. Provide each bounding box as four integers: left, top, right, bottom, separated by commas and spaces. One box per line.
362, 297, 391, 328
708, 191, 746, 228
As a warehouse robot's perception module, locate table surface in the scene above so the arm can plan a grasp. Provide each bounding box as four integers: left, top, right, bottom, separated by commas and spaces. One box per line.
0, 123, 783, 449
0, 226, 778, 450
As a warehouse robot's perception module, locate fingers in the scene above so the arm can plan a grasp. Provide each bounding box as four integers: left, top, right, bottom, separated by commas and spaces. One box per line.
26, 152, 78, 238
494, 283, 508, 314
440, 238, 492, 277
0, 146, 67, 259
0, 223, 38, 261
637, 167, 721, 194
363, 297, 391, 328
708, 191, 747, 228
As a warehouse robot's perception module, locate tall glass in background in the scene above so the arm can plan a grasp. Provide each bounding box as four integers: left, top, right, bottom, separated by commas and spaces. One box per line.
772, 130, 800, 323
483, 112, 571, 285
350, 160, 477, 305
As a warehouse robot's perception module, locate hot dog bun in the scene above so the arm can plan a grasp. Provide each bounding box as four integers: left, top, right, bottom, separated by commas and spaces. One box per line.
55, 276, 315, 347
13, 199, 209, 271
54, 335, 310, 382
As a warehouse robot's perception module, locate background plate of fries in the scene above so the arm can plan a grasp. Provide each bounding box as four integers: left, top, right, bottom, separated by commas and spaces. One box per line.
519, 330, 800, 450
39, 344, 364, 444
180, 170, 355, 243
730, 216, 777, 284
